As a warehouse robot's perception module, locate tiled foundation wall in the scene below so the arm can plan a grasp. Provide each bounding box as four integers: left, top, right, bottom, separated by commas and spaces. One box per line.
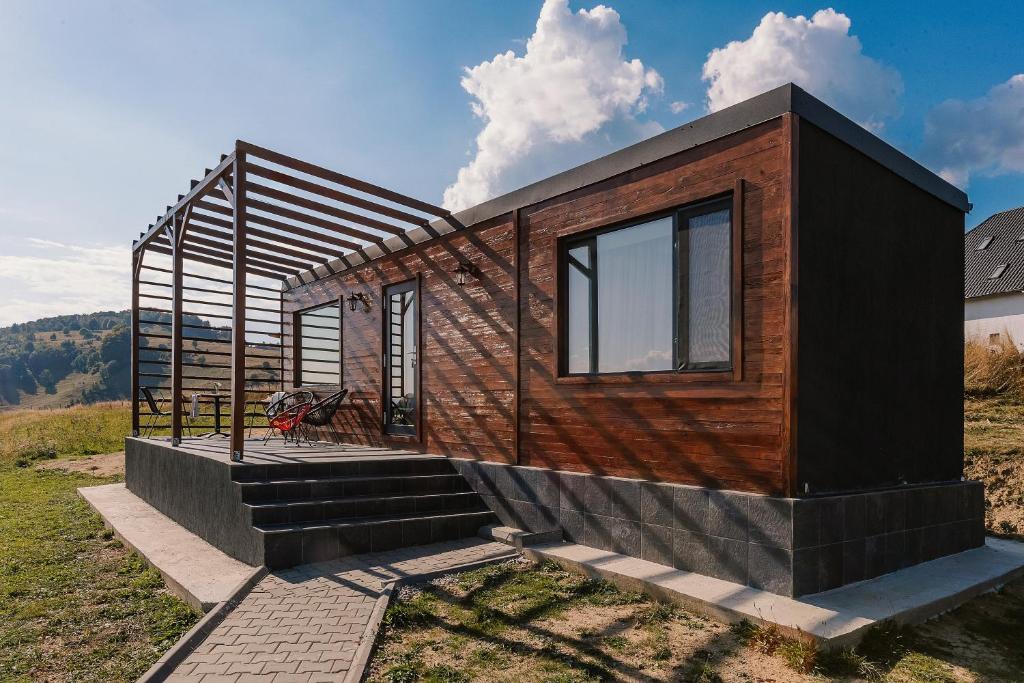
125, 438, 263, 565
449, 458, 985, 597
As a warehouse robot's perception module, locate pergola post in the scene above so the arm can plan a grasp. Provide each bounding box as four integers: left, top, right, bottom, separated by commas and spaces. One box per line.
229, 147, 248, 461
170, 213, 184, 445
130, 248, 142, 437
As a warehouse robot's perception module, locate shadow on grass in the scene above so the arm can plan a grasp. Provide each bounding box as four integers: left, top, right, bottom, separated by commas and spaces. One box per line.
374, 561, 744, 682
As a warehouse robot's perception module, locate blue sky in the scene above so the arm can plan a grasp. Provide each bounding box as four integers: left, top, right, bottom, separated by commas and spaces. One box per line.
0, 0, 1022, 325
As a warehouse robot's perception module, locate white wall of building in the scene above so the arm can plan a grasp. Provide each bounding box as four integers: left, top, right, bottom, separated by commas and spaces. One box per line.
965, 291, 1024, 349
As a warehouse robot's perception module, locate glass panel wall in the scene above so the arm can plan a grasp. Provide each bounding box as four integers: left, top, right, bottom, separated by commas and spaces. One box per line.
297, 302, 340, 385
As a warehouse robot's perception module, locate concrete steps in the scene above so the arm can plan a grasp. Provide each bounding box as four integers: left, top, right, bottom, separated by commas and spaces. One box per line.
258, 509, 498, 567
246, 491, 484, 525
232, 456, 496, 568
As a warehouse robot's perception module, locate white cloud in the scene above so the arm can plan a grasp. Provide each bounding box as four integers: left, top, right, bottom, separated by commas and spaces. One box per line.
921, 74, 1024, 188
0, 239, 129, 327
442, 0, 663, 211
702, 8, 902, 131
669, 101, 689, 114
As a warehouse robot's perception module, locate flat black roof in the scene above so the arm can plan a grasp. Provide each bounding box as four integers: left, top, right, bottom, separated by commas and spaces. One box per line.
286, 82, 969, 289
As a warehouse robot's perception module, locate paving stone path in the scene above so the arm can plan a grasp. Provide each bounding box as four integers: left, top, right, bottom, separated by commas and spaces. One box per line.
166, 538, 515, 682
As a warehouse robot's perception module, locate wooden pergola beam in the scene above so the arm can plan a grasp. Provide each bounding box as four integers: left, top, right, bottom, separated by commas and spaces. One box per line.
247, 182, 407, 236
131, 248, 142, 435
229, 148, 248, 461
246, 197, 388, 246
134, 153, 235, 253
246, 162, 429, 227
184, 232, 316, 272
243, 213, 363, 252
191, 210, 361, 255
188, 223, 336, 267
147, 243, 286, 281
237, 139, 449, 218
170, 213, 184, 445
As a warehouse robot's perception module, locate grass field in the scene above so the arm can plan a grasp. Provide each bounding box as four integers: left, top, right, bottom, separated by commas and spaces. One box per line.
0, 403, 200, 682
0, 386, 1022, 681
369, 559, 1024, 682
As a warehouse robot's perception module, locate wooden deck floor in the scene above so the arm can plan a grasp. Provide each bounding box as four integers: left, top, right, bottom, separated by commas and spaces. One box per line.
135, 436, 433, 465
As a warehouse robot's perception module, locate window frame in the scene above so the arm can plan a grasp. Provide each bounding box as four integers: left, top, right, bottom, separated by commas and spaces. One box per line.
381, 276, 422, 441
292, 299, 343, 388
555, 187, 743, 384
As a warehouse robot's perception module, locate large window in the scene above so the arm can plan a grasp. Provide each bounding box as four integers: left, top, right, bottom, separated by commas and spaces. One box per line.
561, 197, 734, 376
296, 302, 341, 385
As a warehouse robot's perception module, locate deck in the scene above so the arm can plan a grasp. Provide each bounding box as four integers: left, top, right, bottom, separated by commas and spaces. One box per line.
137, 436, 437, 466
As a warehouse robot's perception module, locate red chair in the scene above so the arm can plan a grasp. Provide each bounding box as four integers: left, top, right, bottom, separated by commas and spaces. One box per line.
263, 390, 314, 445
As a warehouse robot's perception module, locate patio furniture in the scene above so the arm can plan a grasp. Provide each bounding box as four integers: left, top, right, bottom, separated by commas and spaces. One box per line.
139, 387, 192, 438
300, 389, 349, 443
192, 391, 228, 438
263, 390, 314, 445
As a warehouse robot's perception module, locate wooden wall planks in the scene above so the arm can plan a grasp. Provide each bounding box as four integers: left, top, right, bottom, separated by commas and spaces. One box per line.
284, 119, 792, 494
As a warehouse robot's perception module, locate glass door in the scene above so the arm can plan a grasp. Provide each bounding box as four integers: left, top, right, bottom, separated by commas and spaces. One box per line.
383, 280, 418, 436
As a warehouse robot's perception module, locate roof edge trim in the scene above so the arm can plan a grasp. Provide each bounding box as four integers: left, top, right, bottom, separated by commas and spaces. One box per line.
285, 83, 969, 290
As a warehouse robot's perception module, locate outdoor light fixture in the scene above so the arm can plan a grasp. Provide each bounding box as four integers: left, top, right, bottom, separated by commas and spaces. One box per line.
346, 292, 371, 313
452, 261, 480, 287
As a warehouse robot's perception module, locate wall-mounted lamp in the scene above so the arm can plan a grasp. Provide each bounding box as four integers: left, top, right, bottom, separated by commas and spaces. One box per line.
452, 261, 480, 287
346, 292, 371, 313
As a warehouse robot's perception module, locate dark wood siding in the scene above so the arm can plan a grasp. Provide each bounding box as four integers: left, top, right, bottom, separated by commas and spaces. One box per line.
283, 118, 793, 494
795, 120, 965, 494
284, 216, 517, 462
519, 119, 790, 494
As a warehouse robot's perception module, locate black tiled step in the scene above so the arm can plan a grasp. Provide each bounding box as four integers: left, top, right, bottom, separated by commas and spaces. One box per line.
258, 509, 498, 568
246, 491, 484, 525
230, 456, 455, 482
237, 473, 471, 502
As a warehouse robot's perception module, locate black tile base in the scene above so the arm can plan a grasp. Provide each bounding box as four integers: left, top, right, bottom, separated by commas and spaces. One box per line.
450, 458, 985, 597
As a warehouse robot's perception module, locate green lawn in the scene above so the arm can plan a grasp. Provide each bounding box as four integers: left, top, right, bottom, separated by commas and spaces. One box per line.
1, 395, 1023, 681
369, 560, 1024, 682
0, 404, 200, 682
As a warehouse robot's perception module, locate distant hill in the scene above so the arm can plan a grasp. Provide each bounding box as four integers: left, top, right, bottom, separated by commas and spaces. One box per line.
0, 310, 232, 409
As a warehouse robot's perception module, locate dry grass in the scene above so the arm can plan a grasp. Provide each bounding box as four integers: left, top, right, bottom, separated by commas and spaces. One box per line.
0, 402, 130, 467
964, 337, 1024, 399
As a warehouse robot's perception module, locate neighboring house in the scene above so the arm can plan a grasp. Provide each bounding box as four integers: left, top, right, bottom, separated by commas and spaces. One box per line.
125, 84, 981, 598
964, 206, 1024, 349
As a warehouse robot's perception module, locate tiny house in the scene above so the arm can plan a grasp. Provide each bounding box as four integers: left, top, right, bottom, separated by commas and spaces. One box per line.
126, 84, 980, 596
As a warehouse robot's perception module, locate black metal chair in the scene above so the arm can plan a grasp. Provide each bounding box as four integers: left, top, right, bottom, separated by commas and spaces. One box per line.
300, 389, 349, 443
139, 387, 192, 438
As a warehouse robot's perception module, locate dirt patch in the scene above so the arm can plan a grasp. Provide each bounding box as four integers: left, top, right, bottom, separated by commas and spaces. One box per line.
964, 397, 1024, 537
966, 455, 1024, 534
35, 451, 125, 478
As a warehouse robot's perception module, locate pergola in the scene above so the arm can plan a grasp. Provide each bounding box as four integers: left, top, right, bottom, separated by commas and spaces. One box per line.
131, 140, 449, 460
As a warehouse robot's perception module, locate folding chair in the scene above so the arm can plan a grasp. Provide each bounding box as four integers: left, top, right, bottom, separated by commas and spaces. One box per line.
139, 387, 192, 438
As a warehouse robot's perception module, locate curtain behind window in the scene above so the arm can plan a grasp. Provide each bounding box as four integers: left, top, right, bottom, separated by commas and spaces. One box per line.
687, 209, 731, 365
596, 217, 674, 372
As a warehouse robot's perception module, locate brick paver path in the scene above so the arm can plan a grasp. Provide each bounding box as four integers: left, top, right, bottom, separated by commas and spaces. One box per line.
166, 538, 515, 682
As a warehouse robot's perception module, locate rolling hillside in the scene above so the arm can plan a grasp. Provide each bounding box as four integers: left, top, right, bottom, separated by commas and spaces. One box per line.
0, 310, 247, 409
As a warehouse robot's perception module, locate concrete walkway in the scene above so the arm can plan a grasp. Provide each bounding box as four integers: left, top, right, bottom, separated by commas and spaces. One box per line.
79, 483, 258, 612
524, 537, 1024, 648
164, 538, 516, 682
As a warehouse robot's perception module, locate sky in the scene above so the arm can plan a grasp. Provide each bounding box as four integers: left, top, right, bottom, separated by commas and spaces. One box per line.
0, 0, 1022, 326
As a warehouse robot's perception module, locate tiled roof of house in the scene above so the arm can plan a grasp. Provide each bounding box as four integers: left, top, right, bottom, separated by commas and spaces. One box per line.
965, 206, 1024, 299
